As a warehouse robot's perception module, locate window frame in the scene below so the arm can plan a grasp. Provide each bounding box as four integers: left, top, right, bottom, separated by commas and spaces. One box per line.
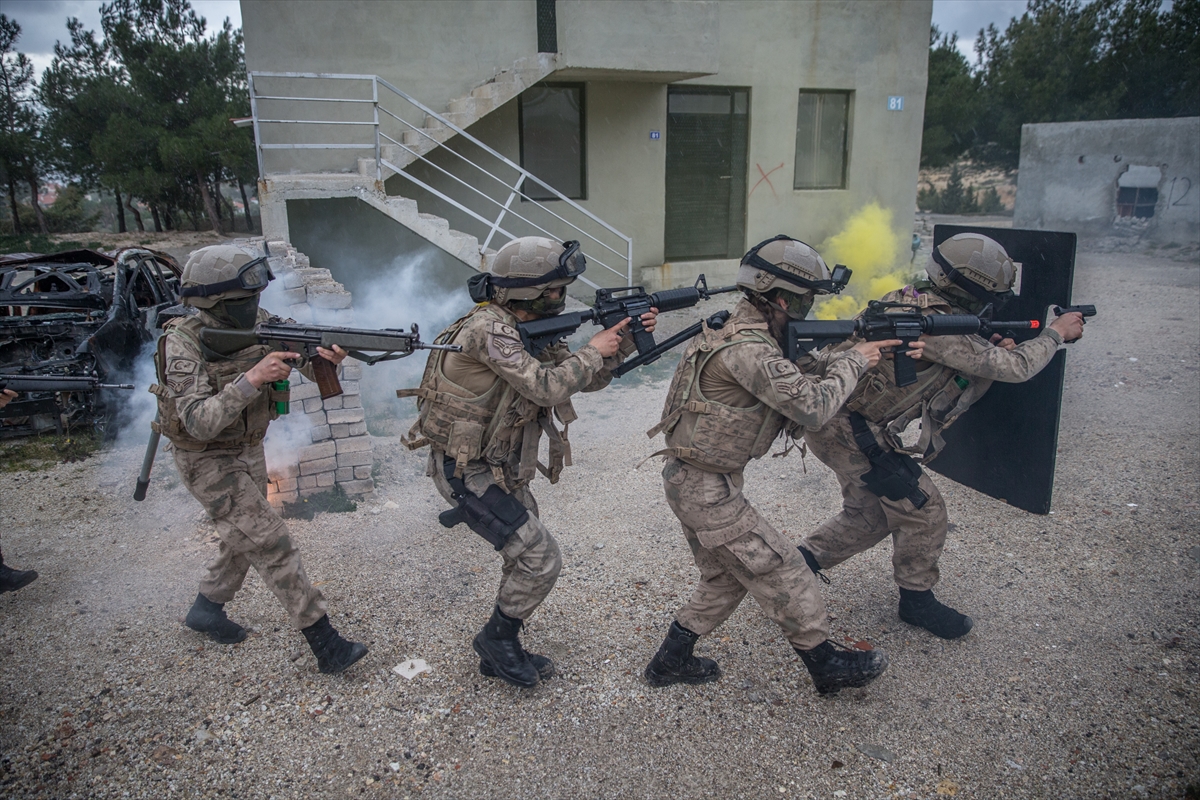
517, 82, 587, 202
793, 89, 852, 191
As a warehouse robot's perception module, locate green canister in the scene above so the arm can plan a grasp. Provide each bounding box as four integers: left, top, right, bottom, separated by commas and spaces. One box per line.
272, 379, 290, 415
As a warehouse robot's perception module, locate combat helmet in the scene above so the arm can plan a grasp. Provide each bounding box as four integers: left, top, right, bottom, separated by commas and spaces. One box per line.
178, 244, 274, 328
467, 237, 585, 316
927, 233, 1019, 311
736, 234, 851, 319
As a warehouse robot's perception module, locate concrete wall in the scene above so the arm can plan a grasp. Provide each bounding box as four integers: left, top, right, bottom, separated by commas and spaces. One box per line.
243, 0, 932, 287
1014, 118, 1200, 245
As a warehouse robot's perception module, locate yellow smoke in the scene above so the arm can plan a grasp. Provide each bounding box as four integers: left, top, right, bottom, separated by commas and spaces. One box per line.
813, 202, 911, 320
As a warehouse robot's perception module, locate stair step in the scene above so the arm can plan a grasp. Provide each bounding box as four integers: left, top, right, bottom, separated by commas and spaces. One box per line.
417, 213, 450, 234
448, 96, 476, 115
442, 111, 473, 129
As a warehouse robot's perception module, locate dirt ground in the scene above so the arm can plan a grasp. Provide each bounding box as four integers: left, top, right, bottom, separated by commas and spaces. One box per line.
0, 243, 1197, 799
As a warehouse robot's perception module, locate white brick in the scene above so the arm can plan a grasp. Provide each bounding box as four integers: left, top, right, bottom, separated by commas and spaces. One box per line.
335, 467, 355, 482
307, 410, 326, 426
298, 441, 336, 461
322, 395, 343, 410
300, 456, 338, 475
303, 397, 324, 413
298, 475, 318, 489
336, 436, 371, 454
310, 425, 331, 442
339, 380, 360, 395
295, 267, 333, 284
336, 451, 372, 468
281, 270, 305, 290
327, 408, 365, 425
277, 477, 298, 492
342, 394, 362, 409
288, 304, 315, 323
282, 286, 307, 305
308, 288, 353, 310
316, 471, 335, 487
354, 466, 372, 479
338, 479, 375, 495
289, 381, 320, 402
329, 423, 350, 438
348, 422, 367, 436
340, 364, 362, 381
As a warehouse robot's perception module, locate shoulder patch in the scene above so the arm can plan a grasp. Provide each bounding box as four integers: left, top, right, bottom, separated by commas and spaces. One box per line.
487, 320, 525, 363
764, 357, 799, 378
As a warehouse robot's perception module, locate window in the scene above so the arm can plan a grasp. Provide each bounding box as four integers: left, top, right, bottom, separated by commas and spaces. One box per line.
1116, 165, 1162, 219
793, 91, 850, 190
519, 83, 585, 201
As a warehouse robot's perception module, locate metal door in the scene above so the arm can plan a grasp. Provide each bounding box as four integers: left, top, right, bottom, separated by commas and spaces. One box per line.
664, 87, 749, 260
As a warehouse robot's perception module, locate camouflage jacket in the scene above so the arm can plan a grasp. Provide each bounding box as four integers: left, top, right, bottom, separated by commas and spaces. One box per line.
402, 302, 635, 488
153, 308, 303, 451
839, 283, 1064, 459
648, 298, 868, 473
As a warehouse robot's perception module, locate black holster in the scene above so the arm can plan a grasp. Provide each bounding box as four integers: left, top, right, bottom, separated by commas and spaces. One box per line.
849, 412, 929, 509
439, 458, 529, 550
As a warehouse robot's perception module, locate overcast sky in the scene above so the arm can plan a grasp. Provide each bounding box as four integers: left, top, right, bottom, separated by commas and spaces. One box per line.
3, 0, 1040, 77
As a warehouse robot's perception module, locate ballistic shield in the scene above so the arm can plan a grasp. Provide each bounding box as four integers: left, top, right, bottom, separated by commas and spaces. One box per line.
925, 226, 1078, 514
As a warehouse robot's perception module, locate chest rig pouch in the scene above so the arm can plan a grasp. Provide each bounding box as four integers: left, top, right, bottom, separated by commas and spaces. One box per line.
849, 412, 928, 509
437, 457, 529, 550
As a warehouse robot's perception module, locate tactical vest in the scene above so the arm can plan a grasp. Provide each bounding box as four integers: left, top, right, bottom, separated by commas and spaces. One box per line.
398, 305, 577, 490
845, 285, 988, 460
645, 315, 783, 473
150, 315, 281, 452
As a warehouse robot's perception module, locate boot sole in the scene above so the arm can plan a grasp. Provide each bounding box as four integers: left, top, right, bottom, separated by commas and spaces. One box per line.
0, 573, 38, 594
812, 654, 889, 695
643, 666, 722, 688
184, 620, 247, 645
481, 658, 554, 681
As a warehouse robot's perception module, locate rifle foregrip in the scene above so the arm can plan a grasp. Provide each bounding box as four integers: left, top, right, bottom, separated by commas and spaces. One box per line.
311, 355, 343, 399
649, 287, 701, 312
892, 349, 918, 388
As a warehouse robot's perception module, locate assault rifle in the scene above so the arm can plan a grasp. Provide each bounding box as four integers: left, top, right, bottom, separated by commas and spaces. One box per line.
199, 318, 462, 399
0, 374, 135, 392
517, 274, 739, 361
613, 310, 731, 377
785, 300, 1046, 388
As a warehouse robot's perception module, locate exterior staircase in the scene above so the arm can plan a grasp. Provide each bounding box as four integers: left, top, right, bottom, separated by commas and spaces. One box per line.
355, 53, 558, 181
251, 53, 631, 288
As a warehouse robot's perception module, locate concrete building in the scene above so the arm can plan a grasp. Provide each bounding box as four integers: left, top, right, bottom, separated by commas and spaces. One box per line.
240, 0, 932, 292
1014, 118, 1200, 247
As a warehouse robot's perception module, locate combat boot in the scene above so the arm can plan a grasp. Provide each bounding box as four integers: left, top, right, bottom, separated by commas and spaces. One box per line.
184, 593, 246, 644
796, 545, 830, 584
481, 652, 555, 681
301, 615, 368, 674
473, 606, 539, 689
898, 588, 974, 639
644, 621, 722, 687
797, 640, 889, 695
0, 561, 38, 594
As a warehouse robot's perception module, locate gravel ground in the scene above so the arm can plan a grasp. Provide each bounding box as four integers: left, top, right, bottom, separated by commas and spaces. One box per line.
1, 250, 1197, 800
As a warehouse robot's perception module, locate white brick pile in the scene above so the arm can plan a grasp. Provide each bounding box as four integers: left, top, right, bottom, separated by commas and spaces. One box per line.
232, 238, 375, 506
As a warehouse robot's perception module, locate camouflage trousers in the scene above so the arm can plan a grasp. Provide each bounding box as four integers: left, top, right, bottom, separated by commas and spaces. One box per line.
429, 452, 562, 621
173, 442, 327, 630
802, 410, 949, 591
662, 458, 828, 650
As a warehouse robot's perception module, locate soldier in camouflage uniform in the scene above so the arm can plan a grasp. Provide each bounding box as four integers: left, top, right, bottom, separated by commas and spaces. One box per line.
155, 245, 367, 674
401, 237, 657, 689
798, 233, 1085, 639
641, 235, 923, 695
0, 389, 38, 594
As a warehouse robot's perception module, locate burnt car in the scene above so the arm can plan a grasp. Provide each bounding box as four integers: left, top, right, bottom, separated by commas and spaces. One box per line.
0, 248, 182, 438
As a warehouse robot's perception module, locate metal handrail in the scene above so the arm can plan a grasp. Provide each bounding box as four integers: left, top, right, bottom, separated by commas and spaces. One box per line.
248, 70, 633, 285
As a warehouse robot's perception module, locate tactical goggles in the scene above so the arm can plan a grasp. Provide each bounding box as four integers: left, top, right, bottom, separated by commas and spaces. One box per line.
742, 235, 851, 295
179, 256, 274, 299
931, 246, 1015, 307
